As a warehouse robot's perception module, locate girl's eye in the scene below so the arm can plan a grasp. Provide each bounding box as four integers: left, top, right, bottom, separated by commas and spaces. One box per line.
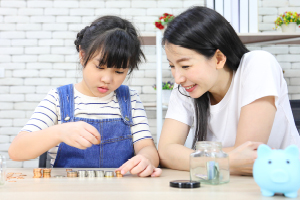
182, 66, 190, 69
115, 71, 124, 74
96, 65, 104, 69
169, 65, 174, 68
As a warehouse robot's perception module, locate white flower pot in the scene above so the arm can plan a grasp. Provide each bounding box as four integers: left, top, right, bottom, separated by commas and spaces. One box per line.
281, 22, 297, 33
162, 90, 172, 106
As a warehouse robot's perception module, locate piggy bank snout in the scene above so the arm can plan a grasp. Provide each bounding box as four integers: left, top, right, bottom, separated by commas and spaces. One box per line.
271, 169, 289, 183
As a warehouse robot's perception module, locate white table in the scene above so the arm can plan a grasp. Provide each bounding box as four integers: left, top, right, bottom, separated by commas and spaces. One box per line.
0, 168, 296, 200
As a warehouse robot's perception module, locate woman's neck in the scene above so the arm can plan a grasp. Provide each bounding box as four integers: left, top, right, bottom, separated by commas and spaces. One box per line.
209, 67, 233, 105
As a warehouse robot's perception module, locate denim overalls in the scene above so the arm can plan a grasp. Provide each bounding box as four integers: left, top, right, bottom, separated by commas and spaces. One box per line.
53, 84, 134, 168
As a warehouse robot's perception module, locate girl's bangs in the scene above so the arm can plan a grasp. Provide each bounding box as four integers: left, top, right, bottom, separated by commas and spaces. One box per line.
88, 29, 141, 73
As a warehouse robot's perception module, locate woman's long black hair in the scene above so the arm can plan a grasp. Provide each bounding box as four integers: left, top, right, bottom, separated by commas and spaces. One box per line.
162, 6, 249, 149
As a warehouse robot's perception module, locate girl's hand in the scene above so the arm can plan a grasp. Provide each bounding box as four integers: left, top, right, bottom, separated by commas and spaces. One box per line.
228, 141, 263, 175
115, 155, 162, 177
58, 121, 100, 149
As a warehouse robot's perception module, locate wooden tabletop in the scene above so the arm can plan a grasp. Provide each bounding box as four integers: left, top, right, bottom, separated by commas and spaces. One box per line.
0, 168, 296, 200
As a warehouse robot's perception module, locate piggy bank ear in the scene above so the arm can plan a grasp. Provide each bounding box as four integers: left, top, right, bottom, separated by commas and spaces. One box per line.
284, 145, 299, 158
257, 144, 272, 157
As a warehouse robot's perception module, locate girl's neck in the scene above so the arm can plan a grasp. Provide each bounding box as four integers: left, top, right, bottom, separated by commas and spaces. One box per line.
209, 67, 233, 105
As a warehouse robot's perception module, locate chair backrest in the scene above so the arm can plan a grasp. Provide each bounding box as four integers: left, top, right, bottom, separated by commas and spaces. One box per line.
290, 100, 300, 134
39, 151, 51, 168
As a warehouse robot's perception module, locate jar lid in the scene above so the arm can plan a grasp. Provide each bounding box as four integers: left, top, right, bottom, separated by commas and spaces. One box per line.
169, 180, 200, 188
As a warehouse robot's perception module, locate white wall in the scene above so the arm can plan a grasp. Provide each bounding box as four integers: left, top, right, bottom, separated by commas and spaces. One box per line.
0, 0, 299, 167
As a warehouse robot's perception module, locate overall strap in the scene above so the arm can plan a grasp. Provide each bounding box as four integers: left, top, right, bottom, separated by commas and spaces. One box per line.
116, 85, 133, 126
57, 84, 74, 123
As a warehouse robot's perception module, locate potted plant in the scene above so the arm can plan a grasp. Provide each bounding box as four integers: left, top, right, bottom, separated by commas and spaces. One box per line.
275, 11, 300, 32
153, 81, 174, 106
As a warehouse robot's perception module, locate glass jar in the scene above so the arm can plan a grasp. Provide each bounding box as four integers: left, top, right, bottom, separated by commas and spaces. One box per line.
0, 154, 6, 186
190, 141, 230, 185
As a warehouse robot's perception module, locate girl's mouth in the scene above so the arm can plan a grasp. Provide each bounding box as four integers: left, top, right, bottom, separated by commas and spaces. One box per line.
97, 87, 109, 93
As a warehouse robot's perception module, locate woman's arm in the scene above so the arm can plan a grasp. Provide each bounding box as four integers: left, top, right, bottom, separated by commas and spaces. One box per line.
158, 118, 193, 171
234, 95, 276, 147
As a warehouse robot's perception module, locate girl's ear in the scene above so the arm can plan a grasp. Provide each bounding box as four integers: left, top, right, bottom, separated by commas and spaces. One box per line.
79, 47, 85, 66
215, 49, 227, 69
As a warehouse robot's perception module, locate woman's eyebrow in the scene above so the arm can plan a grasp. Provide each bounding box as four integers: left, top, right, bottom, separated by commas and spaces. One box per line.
167, 57, 191, 63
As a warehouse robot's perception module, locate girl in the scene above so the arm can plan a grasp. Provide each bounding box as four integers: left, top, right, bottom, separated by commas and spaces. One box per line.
9, 16, 161, 177
158, 6, 300, 175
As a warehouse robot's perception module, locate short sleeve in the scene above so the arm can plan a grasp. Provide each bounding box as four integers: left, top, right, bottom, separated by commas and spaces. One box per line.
129, 88, 153, 143
165, 84, 194, 127
20, 89, 60, 133
240, 50, 282, 108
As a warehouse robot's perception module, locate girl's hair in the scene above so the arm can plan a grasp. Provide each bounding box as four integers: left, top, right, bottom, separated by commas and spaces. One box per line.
74, 16, 145, 74
162, 6, 249, 149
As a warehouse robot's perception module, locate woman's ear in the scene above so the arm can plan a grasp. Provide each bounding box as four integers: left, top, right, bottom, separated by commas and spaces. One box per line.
215, 49, 227, 69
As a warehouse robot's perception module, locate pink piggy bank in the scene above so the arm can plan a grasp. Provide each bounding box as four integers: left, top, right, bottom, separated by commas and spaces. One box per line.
253, 144, 300, 198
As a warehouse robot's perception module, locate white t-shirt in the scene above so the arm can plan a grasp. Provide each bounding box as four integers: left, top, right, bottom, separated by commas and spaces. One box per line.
20, 86, 152, 163
166, 50, 300, 149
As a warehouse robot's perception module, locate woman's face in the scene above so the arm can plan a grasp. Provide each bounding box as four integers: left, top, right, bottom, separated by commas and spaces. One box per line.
79, 52, 128, 98
165, 43, 225, 99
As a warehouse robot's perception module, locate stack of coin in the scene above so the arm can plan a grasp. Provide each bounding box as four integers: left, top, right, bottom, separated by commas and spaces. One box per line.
95, 170, 104, 177
67, 171, 78, 177
43, 168, 51, 178
105, 171, 114, 177
78, 170, 86, 177
33, 168, 42, 178
66, 169, 72, 172
86, 170, 95, 178
115, 170, 123, 177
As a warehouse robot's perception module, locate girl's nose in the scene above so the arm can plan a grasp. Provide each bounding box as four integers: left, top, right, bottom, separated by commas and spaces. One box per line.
101, 73, 112, 84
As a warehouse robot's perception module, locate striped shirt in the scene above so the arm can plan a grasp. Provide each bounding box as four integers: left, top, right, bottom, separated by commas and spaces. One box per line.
20, 86, 152, 163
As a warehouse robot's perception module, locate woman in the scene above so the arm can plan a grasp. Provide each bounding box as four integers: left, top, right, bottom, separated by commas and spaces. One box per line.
158, 6, 300, 175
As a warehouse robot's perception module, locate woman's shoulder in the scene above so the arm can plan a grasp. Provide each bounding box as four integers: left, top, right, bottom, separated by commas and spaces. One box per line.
239, 50, 281, 74
242, 50, 276, 62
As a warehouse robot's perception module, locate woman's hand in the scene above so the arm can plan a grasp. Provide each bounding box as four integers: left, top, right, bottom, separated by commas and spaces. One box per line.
58, 121, 100, 149
228, 141, 263, 176
115, 155, 162, 177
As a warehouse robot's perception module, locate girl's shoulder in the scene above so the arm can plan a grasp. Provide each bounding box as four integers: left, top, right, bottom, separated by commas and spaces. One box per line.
45, 88, 60, 101
128, 87, 140, 97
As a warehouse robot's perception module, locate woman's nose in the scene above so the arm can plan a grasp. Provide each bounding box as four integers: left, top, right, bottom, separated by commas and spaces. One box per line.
173, 69, 185, 85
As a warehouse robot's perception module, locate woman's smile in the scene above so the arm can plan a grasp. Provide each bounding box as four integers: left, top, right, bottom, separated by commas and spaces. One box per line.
183, 84, 197, 92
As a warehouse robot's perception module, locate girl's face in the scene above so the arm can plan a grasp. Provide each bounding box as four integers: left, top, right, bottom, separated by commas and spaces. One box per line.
79, 53, 128, 98
165, 43, 226, 99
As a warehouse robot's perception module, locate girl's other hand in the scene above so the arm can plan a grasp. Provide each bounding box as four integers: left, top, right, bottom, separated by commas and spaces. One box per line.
115, 155, 162, 177
58, 121, 100, 149
229, 141, 263, 176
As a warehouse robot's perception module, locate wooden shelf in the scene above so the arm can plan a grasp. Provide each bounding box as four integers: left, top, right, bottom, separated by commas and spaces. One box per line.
139, 32, 300, 45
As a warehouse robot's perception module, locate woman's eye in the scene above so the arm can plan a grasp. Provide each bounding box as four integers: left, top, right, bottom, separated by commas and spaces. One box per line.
182, 66, 190, 69
116, 71, 124, 74
169, 65, 174, 68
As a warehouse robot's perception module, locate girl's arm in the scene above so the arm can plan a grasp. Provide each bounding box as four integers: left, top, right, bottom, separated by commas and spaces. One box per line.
9, 121, 100, 160
115, 139, 162, 177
